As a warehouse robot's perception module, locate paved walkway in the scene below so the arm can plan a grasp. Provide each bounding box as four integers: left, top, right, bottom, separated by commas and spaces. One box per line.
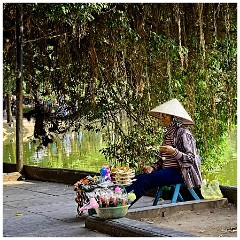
3, 179, 164, 237
3, 179, 231, 237
3, 180, 110, 237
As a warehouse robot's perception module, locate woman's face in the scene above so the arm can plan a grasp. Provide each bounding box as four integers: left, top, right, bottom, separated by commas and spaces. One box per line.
159, 113, 173, 127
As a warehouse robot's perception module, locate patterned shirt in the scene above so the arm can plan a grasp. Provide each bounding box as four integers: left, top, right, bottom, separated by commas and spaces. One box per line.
161, 124, 179, 169
151, 124, 202, 189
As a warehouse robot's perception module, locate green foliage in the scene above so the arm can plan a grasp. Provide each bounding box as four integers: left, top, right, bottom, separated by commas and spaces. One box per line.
201, 129, 233, 178
3, 64, 15, 93
3, 3, 237, 175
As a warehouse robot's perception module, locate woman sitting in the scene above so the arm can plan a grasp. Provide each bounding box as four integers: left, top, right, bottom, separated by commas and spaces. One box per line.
125, 99, 202, 206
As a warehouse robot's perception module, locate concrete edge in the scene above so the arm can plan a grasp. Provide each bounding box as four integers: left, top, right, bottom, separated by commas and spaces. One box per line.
85, 216, 196, 237
220, 185, 237, 205
3, 163, 98, 184
3, 163, 237, 205
127, 198, 229, 219
85, 198, 228, 237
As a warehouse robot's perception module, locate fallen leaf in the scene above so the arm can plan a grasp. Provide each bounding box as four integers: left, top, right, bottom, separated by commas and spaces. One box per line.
146, 220, 154, 224
227, 227, 237, 233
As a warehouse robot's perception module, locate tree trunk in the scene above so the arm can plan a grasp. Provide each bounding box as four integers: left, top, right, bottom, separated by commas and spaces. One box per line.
6, 92, 13, 124
15, 4, 23, 173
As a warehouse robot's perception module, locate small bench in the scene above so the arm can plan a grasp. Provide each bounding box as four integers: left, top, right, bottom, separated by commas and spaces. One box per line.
153, 183, 200, 206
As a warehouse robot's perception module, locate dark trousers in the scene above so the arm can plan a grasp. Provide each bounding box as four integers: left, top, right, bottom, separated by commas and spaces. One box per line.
125, 168, 183, 202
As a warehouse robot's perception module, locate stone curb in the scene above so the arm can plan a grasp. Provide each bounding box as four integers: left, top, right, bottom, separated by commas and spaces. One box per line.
85, 216, 196, 237
127, 198, 228, 219
85, 198, 228, 237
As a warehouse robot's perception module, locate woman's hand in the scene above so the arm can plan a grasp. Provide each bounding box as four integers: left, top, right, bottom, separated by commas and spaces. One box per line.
142, 165, 153, 174
159, 145, 176, 155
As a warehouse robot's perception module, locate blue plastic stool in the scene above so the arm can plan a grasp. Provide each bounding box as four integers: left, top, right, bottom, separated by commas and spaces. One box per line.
153, 183, 200, 206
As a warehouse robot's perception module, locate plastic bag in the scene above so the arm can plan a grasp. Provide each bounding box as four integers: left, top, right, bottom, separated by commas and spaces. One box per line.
201, 179, 223, 200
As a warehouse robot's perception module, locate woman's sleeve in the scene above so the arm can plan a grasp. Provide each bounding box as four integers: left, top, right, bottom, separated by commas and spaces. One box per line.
173, 129, 197, 164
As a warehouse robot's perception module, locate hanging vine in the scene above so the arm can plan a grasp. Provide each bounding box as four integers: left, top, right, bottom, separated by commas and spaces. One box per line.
3, 3, 237, 174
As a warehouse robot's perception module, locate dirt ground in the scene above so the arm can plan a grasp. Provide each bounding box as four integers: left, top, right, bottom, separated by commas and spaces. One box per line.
140, 203, 237, 237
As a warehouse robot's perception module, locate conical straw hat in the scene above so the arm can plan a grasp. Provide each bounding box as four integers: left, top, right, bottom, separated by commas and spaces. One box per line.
148, 98, 194, 125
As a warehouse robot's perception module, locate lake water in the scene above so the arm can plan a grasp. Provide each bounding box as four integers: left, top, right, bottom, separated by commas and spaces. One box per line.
3, 127, 237, 187
3, 130, 108, 173
204, 129, 237, 187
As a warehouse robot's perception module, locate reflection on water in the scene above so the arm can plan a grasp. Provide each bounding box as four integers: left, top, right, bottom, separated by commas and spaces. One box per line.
3, 129, 108, 173
3, 127, 237, 186
204, 129, 237, 187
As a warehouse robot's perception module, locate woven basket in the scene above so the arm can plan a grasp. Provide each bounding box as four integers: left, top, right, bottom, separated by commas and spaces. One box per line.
115, 169, 135, 185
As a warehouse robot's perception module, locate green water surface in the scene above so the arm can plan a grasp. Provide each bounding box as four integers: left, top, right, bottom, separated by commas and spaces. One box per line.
3, 127, 237, 186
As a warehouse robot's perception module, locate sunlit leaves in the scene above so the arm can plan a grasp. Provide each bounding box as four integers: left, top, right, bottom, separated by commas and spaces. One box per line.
3, 3, 237, 174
